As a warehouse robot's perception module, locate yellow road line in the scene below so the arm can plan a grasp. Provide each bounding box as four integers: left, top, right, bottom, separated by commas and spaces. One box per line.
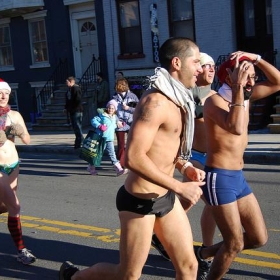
1, 215, 279, 269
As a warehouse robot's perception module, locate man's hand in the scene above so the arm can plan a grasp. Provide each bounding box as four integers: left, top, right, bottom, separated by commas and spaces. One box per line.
0, 130, 7, 146
178, 180, 205, 207
185, 166, 205, 181
9, 123, 25, 138
230, 51, 259, 63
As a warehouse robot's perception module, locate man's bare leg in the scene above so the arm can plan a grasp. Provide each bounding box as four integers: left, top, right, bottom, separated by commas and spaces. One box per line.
72, 211, 155, 280
199, 194, 267, 280
200, 205, 216, 246
154, 197, 198, 280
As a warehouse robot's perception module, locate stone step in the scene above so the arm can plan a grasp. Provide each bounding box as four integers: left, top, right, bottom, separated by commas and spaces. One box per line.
270, 114, 280, 124
45, 104, 65, 110
31, 123, 72, 131
42, 111, 65, 117
267, 123, 280, 134
36, 117, 68, 125
273, 104, 280, 114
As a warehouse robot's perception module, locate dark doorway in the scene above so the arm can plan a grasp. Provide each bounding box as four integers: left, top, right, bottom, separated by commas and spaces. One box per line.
235, 0, 274, 63
235, 0, 277, 131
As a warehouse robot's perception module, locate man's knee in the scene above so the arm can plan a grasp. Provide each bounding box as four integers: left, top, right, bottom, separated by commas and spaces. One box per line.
249, 230, 268, 249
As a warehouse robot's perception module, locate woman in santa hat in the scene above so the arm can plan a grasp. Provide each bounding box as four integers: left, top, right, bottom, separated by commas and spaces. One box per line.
0, 78, 36, 265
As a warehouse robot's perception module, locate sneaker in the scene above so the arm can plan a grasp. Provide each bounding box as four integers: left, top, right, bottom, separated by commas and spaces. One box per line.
116, 169, 129, 176
59, 261, 79, 280
194, 245, 213, 280
17, 248, 36, 265
151, 234, 170, 261
86, 166, 98, 175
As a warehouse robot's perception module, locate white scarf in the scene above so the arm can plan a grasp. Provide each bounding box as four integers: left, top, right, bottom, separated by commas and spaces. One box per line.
149, 67, 195, 160
218, 83, 249, 110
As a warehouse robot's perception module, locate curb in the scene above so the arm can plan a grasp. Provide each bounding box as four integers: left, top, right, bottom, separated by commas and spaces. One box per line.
244, 152, 280, 164
16, 145, 280, 165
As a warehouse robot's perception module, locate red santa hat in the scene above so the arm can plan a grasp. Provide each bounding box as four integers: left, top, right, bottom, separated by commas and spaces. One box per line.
217, 56, 251, 84
0, 78, 11, 93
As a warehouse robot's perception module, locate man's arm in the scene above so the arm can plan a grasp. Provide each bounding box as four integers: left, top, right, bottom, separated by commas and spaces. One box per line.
231, 51, 280, 101
125, 92, 204, 203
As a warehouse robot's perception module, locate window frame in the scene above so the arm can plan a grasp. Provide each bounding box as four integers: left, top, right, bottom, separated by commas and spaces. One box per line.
23, 10, 50, 68
0, 18, 14, 71
116, 0, 144, 59
168, 0, 195, 40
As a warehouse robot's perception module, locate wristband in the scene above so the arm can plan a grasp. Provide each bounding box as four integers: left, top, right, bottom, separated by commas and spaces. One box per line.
180, 161, 193, 175
229, 103, 245, 108
254, 55, 261, 65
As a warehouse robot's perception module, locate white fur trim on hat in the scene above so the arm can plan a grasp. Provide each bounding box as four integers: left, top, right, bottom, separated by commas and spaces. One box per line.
0, 78, 11, 93
200, 53, 215, 66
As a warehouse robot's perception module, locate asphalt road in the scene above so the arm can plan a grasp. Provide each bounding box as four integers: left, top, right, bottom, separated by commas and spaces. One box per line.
0, 152, 279, 280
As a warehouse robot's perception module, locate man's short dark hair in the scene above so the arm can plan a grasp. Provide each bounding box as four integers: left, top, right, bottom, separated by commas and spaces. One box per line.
159, 37, 198, 70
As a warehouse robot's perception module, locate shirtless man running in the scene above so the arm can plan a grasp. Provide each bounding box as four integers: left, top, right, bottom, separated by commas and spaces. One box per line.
151, 53, 218, 265
59, 37, 205, 280
195, 51, 280, 279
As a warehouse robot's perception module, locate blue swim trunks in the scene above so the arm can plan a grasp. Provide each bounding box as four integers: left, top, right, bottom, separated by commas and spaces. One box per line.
190, 149, 207, 166
203, 166, 252, 206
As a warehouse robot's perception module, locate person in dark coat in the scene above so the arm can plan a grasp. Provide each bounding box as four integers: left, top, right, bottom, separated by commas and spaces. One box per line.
64, 76, 84, 149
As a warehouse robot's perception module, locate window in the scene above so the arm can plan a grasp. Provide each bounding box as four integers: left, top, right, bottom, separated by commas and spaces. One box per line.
81, 21, 96, 33
23, 10, 49, 67
117, 0, 143, 57
9, 89, 19, 111
266, 0, 272, 35
243, 0, 255, 36
30, 19, 48, 63
169, 0, 194, 39
0, 22, 13, 67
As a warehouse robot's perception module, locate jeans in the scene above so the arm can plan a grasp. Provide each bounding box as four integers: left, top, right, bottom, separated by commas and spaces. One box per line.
104, 141, 118, 165
70, 112, 84, 148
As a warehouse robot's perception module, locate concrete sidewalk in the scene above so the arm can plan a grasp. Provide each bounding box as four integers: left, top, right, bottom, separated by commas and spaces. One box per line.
15, 128, 280, 164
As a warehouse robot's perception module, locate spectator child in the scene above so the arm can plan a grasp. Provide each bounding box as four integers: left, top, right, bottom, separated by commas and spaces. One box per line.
87, 99, 127, 176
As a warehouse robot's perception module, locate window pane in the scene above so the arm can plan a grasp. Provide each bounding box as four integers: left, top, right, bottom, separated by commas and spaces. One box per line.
119, 1, 139, 28
33, 41, 48, 62
244, 0, 255, 36
30, 19, 48, 62
118, 0, 142, 54
170, 0, 193, 21
0, 25, 13, 66
121, 26, 141, 53
266, 0, 272, 35
172, 20, 194, 38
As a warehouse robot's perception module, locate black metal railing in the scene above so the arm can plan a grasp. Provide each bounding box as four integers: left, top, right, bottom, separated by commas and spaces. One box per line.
78, 55, 101, 96
36, 58, 68, 111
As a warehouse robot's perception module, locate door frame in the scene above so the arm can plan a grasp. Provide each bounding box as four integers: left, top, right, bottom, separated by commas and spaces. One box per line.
68, 5, 96, 79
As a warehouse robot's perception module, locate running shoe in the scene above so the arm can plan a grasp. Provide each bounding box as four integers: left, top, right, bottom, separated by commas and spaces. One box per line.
86, 166, 98, 175
194, 245, 213, 280
151, 234, 170, 261
59, 261, 79, 280
17, 248, 36, 265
